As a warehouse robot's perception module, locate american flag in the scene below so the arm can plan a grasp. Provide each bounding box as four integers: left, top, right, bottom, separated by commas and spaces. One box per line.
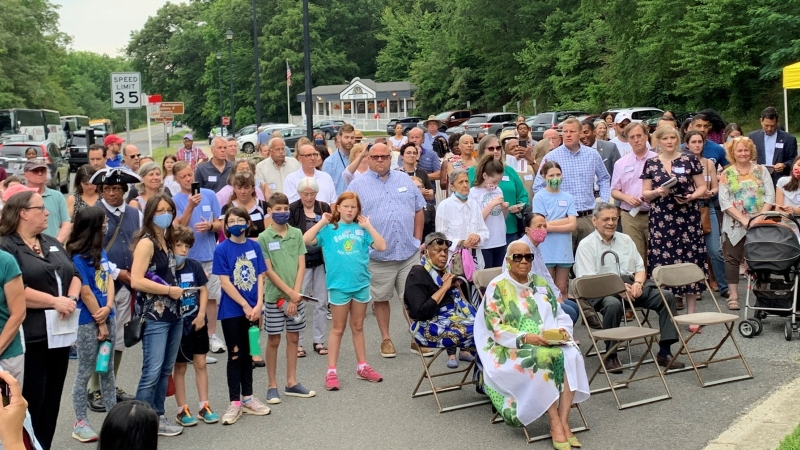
286, 61, 292, 87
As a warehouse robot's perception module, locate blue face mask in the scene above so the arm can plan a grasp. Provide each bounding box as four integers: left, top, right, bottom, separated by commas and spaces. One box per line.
228, 224, 248, 237
153, 213, 173, 229
314, 139, 324, 145
453, 192, 469, 201
175, 255, 187, 266
272, 211, 290, 225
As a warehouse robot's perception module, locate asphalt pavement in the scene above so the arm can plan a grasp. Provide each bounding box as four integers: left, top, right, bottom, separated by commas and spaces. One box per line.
47, 285, 800, 450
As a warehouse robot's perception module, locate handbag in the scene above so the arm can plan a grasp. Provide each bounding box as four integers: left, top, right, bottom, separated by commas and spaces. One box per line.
450, 246, 477, 281
700, 205, 712, 235
124, 295, 154, 348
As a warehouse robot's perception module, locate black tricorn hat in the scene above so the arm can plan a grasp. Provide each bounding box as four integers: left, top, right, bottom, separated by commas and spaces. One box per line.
90, 167, 142, 186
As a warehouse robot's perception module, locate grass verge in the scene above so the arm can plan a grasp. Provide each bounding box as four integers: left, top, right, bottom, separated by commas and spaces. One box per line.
777, 423, 800, 450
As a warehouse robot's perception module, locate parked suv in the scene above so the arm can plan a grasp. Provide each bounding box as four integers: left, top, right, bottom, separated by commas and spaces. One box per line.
313, 120, 346, 140
385, 116, 423, 136
606, 107, 664, 123
67, 129, 106, 171
0, 140, 70, 192
529, 111, 591, 140
424, 110, 472, 132
462, 112, 519, 138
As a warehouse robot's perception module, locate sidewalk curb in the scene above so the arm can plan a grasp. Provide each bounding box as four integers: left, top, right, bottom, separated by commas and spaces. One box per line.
704, 375, 800, 450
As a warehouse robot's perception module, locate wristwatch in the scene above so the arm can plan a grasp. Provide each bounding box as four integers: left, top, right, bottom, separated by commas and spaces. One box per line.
68, 295, 78, 303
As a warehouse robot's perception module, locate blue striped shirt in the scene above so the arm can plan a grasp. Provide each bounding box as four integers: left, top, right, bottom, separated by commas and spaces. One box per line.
533, 144, 611, 211
347, 169, 426, 261
322, 149, 350, 196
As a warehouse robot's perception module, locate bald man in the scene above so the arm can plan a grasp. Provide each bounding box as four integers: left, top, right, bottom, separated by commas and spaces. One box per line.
122, 144, 141, 172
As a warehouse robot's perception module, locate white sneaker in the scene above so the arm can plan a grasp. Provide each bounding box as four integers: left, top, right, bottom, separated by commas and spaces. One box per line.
158, 415, 183, 436
209, 334, 226, 353
221, 403, 241, 425
205, 355, 217, 364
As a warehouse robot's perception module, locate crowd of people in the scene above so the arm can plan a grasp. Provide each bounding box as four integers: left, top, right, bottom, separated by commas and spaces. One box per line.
0, 106, 796, 448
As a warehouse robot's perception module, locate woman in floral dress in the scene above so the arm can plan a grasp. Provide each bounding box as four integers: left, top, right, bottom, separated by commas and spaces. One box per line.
641, 126, 708, 332
475, 241, 589, 449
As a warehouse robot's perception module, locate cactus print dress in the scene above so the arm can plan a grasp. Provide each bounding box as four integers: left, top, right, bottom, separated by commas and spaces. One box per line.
474, 272, 589, 427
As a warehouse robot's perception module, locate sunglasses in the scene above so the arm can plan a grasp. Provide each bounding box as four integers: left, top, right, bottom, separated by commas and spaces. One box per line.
486, 146, 502, 151
370, 155, 391, 161
426, 238, 453, 248
510, 253, 534, 262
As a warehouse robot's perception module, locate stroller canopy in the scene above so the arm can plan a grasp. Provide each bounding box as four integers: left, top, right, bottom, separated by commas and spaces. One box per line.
745, 223, 800, 273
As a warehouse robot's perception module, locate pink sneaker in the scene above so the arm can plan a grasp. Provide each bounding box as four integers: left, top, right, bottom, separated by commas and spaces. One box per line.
356, 364, 383, 383
325, 372, 340, 391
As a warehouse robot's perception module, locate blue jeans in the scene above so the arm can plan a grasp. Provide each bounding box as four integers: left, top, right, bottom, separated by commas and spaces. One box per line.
135, 319, 182, 416
705, 208, 728, 294
561, 299, 579, 324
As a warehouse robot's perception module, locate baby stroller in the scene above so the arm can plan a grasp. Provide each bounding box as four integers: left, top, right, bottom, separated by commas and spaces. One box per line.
739, 211, 800, 340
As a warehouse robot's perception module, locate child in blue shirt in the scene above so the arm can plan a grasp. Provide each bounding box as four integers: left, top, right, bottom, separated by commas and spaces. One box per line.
67, 206, 116, 442
304, 192, 386, 391
213, 206, 270, 424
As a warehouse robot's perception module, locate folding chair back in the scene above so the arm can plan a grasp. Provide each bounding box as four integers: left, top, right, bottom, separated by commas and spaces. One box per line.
572, 274, 671, 409
651, 263, 753, 387
473, 268, 502, 291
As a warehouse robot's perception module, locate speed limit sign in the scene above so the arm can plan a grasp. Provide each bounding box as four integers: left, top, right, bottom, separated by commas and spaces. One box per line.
111, 72, 141, 109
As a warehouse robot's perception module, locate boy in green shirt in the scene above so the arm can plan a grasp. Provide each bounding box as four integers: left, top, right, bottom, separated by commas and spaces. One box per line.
258, 193, 315, 404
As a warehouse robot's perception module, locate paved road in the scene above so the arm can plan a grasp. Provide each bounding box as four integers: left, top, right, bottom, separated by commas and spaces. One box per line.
47, 287, 800, 449
123, 124, 175, 155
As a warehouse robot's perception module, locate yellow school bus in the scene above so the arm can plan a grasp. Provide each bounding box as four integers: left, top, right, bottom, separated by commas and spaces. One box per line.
89, 119, 114, 135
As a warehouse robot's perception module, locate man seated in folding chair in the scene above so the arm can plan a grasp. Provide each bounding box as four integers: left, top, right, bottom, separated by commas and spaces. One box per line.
475, 241, 590, 449
574, 202, 685, 373
404, 232, 476, 369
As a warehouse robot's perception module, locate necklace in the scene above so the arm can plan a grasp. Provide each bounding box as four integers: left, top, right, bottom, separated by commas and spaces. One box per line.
21, 235, 41, 255
735, 163, 751, 176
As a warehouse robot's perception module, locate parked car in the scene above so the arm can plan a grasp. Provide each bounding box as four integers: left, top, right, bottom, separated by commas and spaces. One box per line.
606, 107, 664, 124
528, 111, 592, 140
0, 134, 33, 144
174, 121, 183, 128
445, 125, 466, 136
498, 115, 538, 137
67, 129, 106, 171
643, 111, 694, 132
0, 140, 70, 192
280, 127, 310, 153
420, 110, 472, 133
313, 120, 347, 140
386, 116, 423, 136
235, 124, 258, 138
462, 112, 519, 138
208, 127, 228, 144
236, 123, 293, 153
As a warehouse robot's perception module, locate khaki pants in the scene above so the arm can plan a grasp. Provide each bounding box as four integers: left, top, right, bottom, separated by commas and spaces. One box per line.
620, 211, 649, 269
571, 215, 595, 254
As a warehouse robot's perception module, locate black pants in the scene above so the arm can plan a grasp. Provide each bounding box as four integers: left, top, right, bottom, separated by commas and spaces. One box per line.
221, 316, 254, 402
23, 341, 70, 450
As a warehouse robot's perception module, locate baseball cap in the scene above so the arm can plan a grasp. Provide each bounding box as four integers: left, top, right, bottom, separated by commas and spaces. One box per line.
499, 129, 517, 143
104, 134, 124, 146
23, 161, 48, 172
614, 112, 632, 124
183, 134, 194, 141
2, 184, 37, 202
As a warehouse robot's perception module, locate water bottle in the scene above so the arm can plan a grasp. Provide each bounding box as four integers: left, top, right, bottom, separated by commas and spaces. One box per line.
275, 298, 302, 323
95, 341, 113, 373
248, 325, 261, 357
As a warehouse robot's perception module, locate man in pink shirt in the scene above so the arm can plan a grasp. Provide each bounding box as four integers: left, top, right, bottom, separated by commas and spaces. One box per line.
176, 134, 208, 170
610, 122, 657, 266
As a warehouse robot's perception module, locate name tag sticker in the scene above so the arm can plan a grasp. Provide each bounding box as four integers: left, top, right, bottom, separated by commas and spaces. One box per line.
250, 212, 263, 221
523, 174, 533, 181
536, 286, 547, 295
398, 186, 407, 193
181, 273, 194, 283
208, 176, 217, 182
202, 205, 211, 212
268, 242, 280, 251
246, 250, 258, 259
49, 246, 59, 252
355, 229, 364, 236
777, 142, 785, 148
558, 200, 567, 207
502, 176, 510, 181
673, 167, 685, 174
795, 194, 800, 203
269, 183, 277, 190
625, 165, 635, 173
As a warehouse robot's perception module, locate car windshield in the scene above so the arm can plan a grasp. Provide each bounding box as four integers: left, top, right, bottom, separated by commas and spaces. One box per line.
70, 136, 88, 147
333, 121, 345, 125
435, 112, 451, 120
1, 145, 34, 157
465, 116, 487, 124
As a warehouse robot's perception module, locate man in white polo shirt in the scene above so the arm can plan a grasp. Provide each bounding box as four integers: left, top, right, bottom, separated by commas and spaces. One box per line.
283, 144, 337, 205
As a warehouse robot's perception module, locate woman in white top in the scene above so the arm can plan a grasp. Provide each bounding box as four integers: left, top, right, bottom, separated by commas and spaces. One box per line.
435, 169, 489, 255
161, 154, 181, 195
388, 122, 408, 151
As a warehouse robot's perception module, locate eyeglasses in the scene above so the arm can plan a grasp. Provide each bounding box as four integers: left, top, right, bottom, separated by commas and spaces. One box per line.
426, 238, 453, 248
227, 218, 248, 226
128, 154, 141, 159
24, 205, 46, 212
486, 146, 502, 151
299, 153, 318, 158
300, 191, 317, 198
510, 253, 535, 262
155, 208, 174, 215
29, 168, 47, 175
598, 216, 620, 223
370, 155, 391, 161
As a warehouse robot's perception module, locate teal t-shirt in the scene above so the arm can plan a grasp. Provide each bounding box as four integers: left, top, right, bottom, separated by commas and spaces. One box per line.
316, 222, 374, 293
0, 249, 23, 360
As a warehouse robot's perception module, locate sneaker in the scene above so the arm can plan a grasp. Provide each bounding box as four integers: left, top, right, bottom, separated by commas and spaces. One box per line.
241, 397, 271, 415
87, 390, 105, 413
115, 387, 135, 402
446, 357, 458, 369
410, 342, 434, 357
380, 339, 396, 358
69, 344, 78, 360
356, 364, 383, 383
197, 403, 219, 424
71, 419, 98, 443
158, 415, 183, 436
325, 372, 340, 391
205, 355, 218, 364
266, 387, 281, 404
176, 405, 198, 427
209, 334, 226, 353
285, 383, 316, 398
221, 403, 242, 425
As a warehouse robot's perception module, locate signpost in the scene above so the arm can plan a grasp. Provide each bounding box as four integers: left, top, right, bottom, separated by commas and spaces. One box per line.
159, 102, 184, 114
222, 117, 230, 126
111, 72, 141, 143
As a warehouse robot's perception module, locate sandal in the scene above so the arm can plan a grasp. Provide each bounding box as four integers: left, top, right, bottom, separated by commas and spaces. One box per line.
297, 347, 307, 358
727, 299, 741, 311
313, 343, 328, 355
688, 325, 703, 334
